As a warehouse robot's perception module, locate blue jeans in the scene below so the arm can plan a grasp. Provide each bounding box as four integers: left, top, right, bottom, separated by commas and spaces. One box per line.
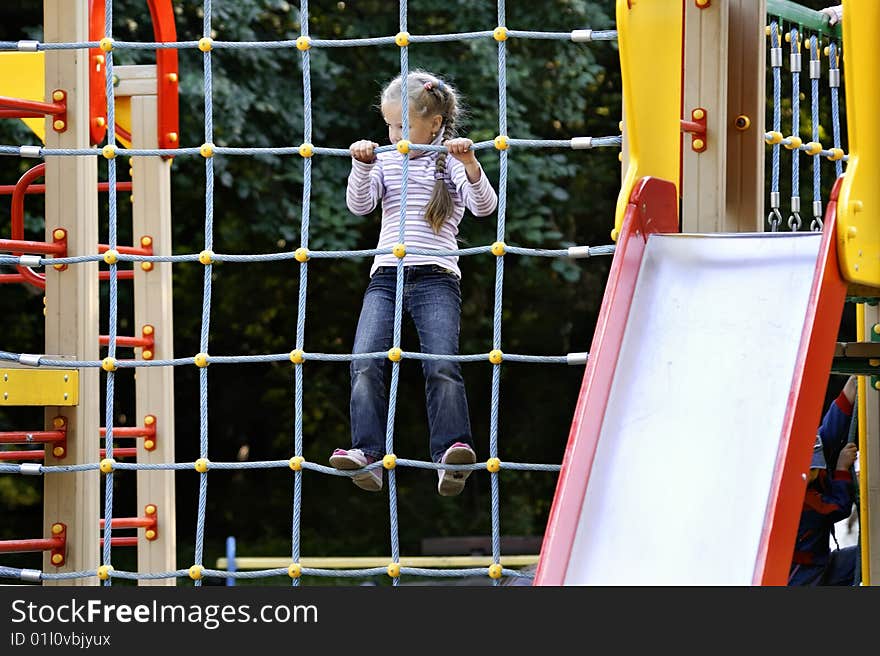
350, 265, 474, 463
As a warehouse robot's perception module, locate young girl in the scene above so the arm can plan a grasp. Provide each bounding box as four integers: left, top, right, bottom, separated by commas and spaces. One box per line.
329, 70, 498, 496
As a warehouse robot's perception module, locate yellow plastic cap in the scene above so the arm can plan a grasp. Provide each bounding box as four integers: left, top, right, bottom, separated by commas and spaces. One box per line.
101, 357, 118, 372
289, 456, 304, 471
290, 349, 304, 364
296, 36, 311, 51
294, 247, 309, 263
198, 37, 213, 52
486, 457, 501, 473
194, 458, 209, 473
493, 135, 509, 151
98, 565, 114, 580
102, 144, 117, 159
99, 37, 114, 52
396, 140, 410, 155
299, 143, 313, 158
198, 250, 214, 265
764, 131, 784, 145
491, 241, 506, 256
194, 353, 210, 368
488, 563, 503, 579
489, 349, 503, 365
199, 143, 214, 158
804, 142, 822, 156
189, 565, 203, 580
395, 32, 410, 47
99, 458, 115, 473
493, 26, 508, 41
388, 347, 402, 362
387, 563, 401, 578
288, 563, 302, 578
784, 136, 802, 150
382, 454, 397, 470
392, 243, 407, 258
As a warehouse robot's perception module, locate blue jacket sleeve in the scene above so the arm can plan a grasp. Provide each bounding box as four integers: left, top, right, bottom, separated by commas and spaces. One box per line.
818, 391, 854, 459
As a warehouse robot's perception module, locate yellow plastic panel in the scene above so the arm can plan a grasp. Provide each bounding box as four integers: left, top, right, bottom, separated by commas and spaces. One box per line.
836, 0, 880, 285
614, 0, 683, 235
0, 369, 78, 406
0, 52, 47, 141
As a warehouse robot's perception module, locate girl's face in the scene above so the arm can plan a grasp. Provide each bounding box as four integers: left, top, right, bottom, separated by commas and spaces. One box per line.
381, 101, 442, 146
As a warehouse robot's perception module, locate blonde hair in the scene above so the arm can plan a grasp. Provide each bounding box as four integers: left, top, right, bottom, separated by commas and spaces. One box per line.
381, 71, 461, 234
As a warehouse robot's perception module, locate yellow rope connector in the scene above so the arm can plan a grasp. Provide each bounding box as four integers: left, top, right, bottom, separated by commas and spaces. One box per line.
200, 142, 214, 158
826, 148, 845, 161
493, 26, 508, 42
188, 565, 203, 580
101, 357, 118, 372
99, 458, 115, 474
392, 243, 407, 258
489, 349, 503, 364
784, 136, 802, 150
294, 247, 309, 263
383, 454, 397, 470
296, 36, 311, 51
804, 142, 823, 156
198, 37, 213, 52
610, 228, 619, 242
493, 135, 509, 151
288, 563, 302, 578
395, 31, 410, 47
99, 37, 114, 52
387, 563, 401, 578
486, 457, 501, 473
491, 241, 506, 256
289, 456, 304, 471
194, 353, 210, 368
289, 349, 304, 364
488, 563, 503, 579
299, 143, 313, 158
194, 458, 209, 473
388, 347, 402, 362
396, 140, 410, 155
198, 250, 214, 265
102, 144, 117, 159
97, 565, 113, 580
764, 131, 784, 145
103, 249, 120, 266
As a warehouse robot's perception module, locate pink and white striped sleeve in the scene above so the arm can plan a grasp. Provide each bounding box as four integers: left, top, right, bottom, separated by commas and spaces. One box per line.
450, 159, 498, 217
346, 158, 385, 215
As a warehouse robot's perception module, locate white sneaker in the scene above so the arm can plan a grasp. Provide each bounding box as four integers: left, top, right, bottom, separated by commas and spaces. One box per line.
329, 448, 382, 492
437, 442, 476, 496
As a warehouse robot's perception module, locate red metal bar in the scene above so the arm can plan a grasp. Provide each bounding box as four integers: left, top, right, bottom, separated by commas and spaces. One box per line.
0, 430, 64, 444
0, 450, 44, 461
0, 181, 133, 196
0, 95, 65, 117
99, 335, 152, 349
0, 523, 66, 566
100, 517, 155, 530
680, 120, 704, 133
0, 237, 66, 256
100, 424, 157, 439
0, 110, 45, 119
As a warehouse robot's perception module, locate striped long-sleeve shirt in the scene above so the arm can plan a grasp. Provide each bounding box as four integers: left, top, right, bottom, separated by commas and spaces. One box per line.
346, 148, 498, 278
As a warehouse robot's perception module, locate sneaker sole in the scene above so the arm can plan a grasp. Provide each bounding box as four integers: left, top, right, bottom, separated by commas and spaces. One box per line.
438, 447, 476, 497
329, 454, 382, 492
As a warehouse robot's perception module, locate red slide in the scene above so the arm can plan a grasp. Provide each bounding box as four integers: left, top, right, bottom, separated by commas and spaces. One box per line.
535, 177, 847, 585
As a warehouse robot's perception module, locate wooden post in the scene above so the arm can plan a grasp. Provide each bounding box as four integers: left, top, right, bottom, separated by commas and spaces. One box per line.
725, 0, 766, 232
681, 0, 730, 233
122, 65, 177, 585
861, 305, 880, 584
42, 0, 100, 584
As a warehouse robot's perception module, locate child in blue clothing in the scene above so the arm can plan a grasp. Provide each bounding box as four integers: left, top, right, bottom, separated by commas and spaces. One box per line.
788, 376, 859, 586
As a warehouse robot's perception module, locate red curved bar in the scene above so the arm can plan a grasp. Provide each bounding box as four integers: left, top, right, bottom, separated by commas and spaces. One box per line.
89, 0, 178, 151
0, 95, 65, 117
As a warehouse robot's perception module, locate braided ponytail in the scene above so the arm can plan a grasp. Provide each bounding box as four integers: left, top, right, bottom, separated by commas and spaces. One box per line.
424, 116, 457, 234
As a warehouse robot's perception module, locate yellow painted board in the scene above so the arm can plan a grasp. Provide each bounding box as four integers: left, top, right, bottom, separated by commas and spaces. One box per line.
215, 555, 539, 570
613, 0, 682, 235
836, 0, 880, 285
0, 52, 47, 141
0, 368, 78, 406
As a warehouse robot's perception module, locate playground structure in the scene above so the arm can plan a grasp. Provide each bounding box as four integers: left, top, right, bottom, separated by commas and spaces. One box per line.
0, 0, 877, 586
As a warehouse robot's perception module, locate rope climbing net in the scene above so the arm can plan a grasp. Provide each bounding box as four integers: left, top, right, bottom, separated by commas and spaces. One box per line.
0, 0, 622, 586
764, 17, 847, 232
